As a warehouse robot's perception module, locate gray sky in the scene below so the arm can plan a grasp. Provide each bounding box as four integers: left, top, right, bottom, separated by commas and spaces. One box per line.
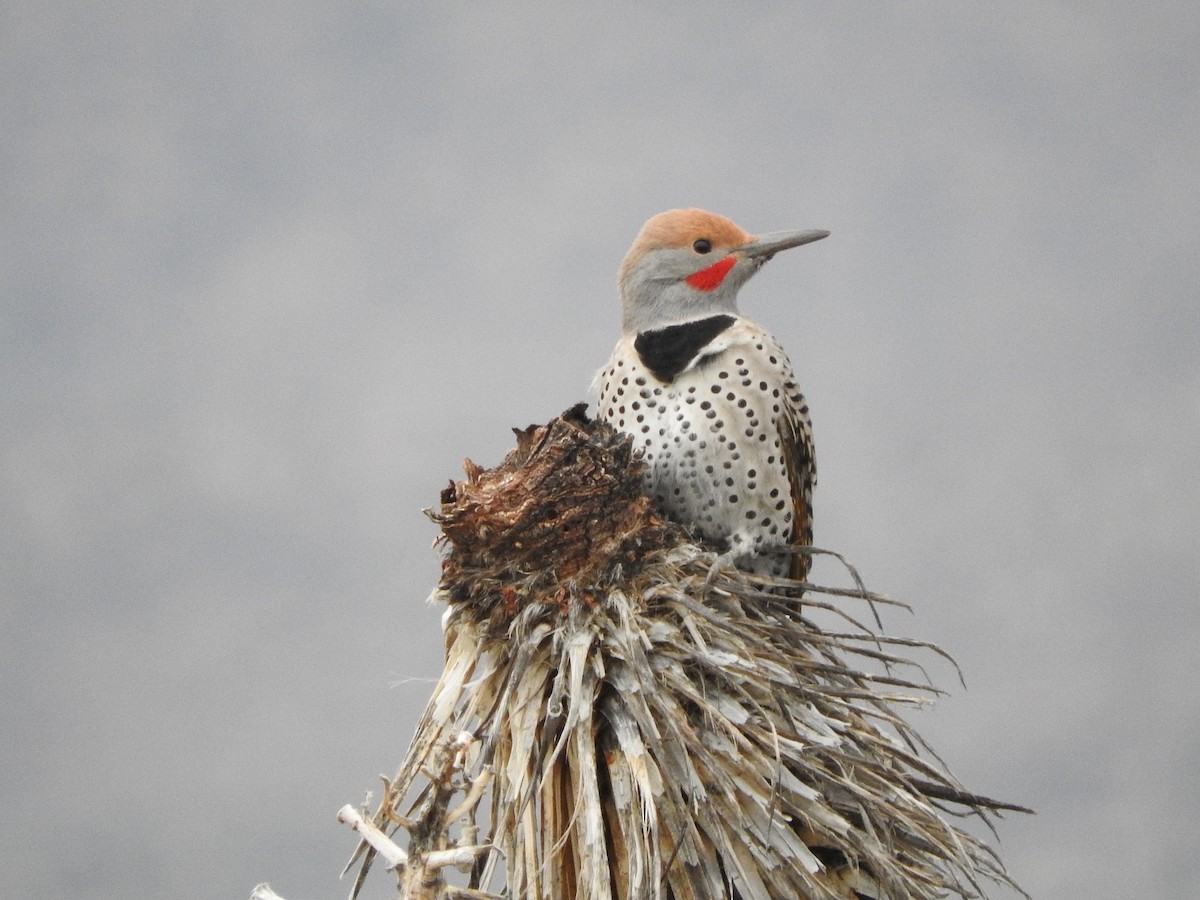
3, 3, 1198, 898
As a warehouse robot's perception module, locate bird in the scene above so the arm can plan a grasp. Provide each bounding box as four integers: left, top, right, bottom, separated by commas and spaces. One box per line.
595, 208, 827, 580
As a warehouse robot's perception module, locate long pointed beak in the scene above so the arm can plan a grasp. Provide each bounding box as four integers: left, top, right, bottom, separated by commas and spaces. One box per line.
738, 228, 830, 261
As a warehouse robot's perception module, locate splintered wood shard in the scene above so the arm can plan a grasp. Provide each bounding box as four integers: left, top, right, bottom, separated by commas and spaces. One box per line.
346, 405, 1028, 900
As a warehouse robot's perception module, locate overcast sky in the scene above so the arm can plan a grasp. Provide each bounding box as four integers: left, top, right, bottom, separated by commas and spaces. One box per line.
3, 4, 1198, 898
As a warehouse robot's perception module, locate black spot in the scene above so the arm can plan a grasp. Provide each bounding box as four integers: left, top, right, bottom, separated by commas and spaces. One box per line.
693, 238, 712, 254
633, 315, 736, 382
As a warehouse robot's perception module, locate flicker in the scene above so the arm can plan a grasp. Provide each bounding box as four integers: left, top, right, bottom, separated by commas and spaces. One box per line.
595, 209, 827, 579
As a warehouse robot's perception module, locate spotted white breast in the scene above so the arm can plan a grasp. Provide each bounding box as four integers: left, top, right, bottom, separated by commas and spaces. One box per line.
596, 315, 814, 578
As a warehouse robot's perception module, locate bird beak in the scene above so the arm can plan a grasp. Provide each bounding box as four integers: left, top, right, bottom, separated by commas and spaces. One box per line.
738, 229, 830, 262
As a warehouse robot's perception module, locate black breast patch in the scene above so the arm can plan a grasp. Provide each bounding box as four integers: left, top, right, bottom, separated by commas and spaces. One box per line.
634, 315, 737, 383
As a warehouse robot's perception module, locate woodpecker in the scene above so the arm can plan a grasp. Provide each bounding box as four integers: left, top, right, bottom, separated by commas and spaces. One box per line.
595, 209, 827, 579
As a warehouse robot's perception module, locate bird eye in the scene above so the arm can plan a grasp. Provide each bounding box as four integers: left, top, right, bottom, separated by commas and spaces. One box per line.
693, 238, 712, 254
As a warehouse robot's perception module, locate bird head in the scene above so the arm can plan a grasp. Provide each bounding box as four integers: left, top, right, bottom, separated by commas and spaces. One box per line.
617, 208, 828, 334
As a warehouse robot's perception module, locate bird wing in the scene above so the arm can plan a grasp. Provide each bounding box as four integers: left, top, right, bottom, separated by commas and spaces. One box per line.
779, 396, 816, 582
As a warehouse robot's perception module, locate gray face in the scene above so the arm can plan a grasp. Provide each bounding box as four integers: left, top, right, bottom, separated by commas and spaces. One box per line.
619, 246, 760, 335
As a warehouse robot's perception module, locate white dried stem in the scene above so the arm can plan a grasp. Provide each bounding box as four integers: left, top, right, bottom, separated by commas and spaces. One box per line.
337, 804, 407, 869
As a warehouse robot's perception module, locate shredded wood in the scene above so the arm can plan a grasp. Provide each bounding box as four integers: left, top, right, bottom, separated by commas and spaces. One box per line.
345, 405, 1028, 899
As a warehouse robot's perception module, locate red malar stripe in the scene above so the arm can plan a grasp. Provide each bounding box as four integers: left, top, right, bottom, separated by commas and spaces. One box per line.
685, 256, 736, 291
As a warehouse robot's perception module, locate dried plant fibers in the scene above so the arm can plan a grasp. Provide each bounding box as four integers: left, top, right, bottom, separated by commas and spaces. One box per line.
344, 405, 1028, 899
